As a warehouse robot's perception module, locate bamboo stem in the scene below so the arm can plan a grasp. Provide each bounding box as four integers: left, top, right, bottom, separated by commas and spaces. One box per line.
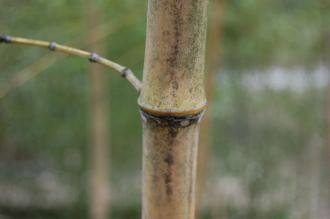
140, 0, 209, 218
0, 35, 142, 91
197, 0, 225, 218
85, 1, 110, 219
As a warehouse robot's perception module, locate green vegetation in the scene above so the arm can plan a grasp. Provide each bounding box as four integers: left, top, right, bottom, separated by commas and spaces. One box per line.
0, 0, 327, 218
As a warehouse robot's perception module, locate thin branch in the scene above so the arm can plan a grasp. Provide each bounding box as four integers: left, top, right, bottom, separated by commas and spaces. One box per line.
0, 35, 142, 91
0, 18, 136, 98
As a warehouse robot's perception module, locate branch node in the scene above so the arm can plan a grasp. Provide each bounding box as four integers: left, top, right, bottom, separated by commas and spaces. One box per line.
0, 35, 12, 44
49, 42, 57, 51
121, 67, 131, 78
89, 53, 100, 63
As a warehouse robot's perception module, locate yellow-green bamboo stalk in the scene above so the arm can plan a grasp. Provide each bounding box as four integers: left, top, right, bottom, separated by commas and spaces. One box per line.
139, 0, 209, 218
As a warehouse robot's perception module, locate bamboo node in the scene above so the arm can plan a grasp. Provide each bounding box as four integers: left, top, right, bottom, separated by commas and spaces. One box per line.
0, 35, 11, 43
89, 52, 100, 62
121, 67, 131, 78
140, 109, 205, 128
49, 42, 57, 51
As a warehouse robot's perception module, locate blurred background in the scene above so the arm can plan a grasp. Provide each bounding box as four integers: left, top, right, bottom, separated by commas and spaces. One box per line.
0, 0, 329, 218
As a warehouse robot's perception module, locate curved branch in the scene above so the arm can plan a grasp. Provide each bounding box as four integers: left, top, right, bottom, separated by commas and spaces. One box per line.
0, 35, 142, 91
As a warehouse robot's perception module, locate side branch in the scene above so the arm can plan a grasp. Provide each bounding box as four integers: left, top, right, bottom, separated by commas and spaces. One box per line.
0, 35, 142, 91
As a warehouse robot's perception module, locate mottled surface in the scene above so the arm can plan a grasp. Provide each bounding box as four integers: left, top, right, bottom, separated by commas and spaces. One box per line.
139, 0, 209, 114
140, 0, 208, 218
142, 112, 200, 219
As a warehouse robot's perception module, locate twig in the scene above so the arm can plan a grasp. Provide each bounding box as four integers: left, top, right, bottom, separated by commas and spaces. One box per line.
0, 19, 136, 98
0, 35, 142, 91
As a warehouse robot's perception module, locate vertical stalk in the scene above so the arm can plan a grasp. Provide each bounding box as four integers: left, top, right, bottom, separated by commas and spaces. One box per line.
324, 0, 330, 216
139, 0, 209, 219
197, 0, 224, 215
308, 140, 322, 219
197, 0, 225, 218
85, 1, 110, 219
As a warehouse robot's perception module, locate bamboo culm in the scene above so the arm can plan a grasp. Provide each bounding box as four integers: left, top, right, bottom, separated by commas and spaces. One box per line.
139, 0, 209, 218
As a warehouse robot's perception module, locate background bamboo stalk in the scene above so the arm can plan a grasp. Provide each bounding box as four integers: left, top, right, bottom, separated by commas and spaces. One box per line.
85, 1, 110, 219
196, 0, 225, 218
323, 0, 330, 216
140, 0, 209, 218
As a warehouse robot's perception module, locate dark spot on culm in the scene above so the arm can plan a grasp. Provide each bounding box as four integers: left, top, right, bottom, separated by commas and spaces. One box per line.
163, 172, 173, 196
165, 1, 182, 70
164, 173, 171, 184
164, 143, 175, 197
169, 126, 178, 138
172, 81, 179, 90
164, 152, 174, 166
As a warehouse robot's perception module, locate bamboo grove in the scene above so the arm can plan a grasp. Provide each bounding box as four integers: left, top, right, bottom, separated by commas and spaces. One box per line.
0, 0, 209, 218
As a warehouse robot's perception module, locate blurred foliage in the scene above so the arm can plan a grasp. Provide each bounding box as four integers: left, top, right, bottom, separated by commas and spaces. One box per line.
0, 0, 328, 218
222, 0, 325, 68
